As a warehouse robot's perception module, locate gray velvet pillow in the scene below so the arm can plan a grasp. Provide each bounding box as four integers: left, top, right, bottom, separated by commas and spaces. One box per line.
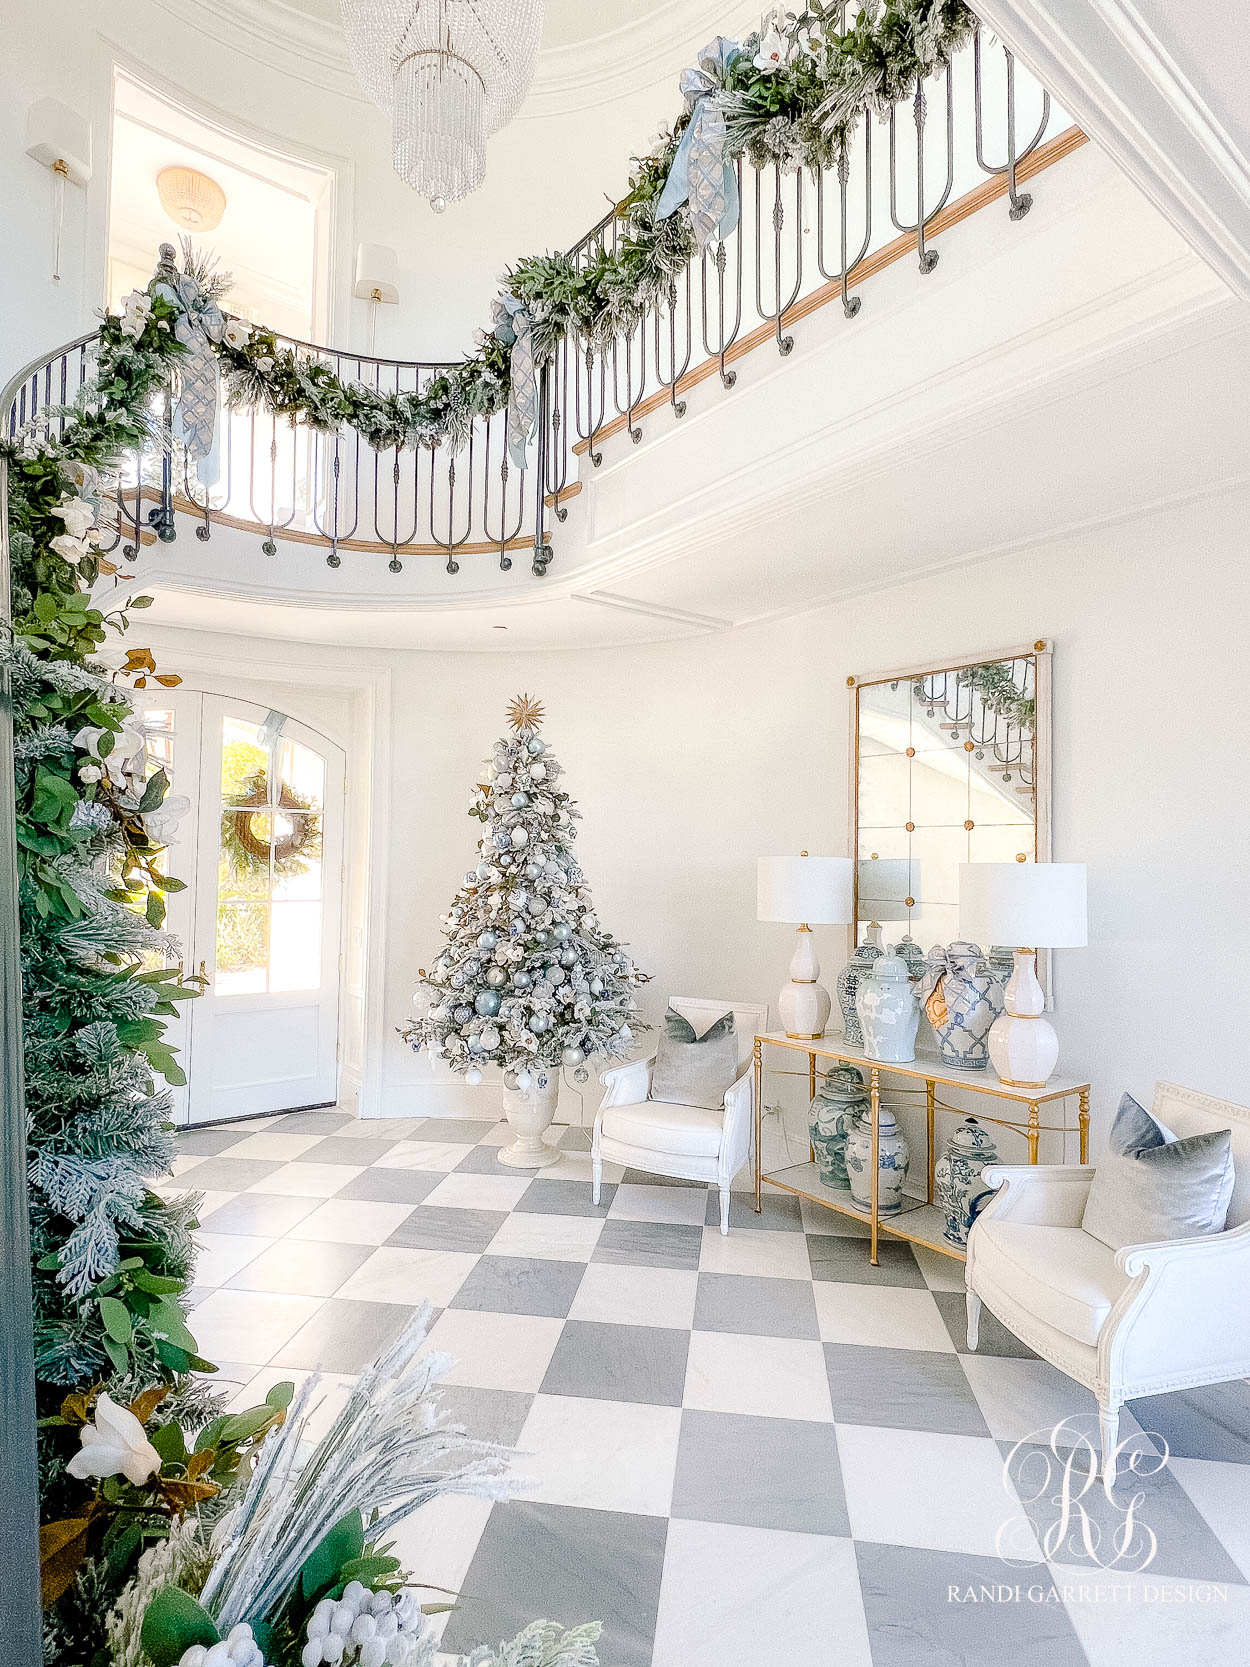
649, 1007, 738, 1111
1082, 1092, 1235, 1251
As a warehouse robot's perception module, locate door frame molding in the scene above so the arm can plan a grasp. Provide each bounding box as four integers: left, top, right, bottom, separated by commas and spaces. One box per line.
147, 633, 392, 1119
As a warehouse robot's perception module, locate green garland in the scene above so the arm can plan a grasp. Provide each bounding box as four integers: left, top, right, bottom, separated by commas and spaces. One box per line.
146, 2, 976, 461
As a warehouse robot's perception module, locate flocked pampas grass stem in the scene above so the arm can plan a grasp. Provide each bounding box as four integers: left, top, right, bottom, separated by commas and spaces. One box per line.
200, 1305, 516, 1630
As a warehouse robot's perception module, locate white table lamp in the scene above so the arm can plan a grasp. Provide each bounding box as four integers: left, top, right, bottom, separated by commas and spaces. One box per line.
958, 862, 1087, 1087
757, 854, 855, 1039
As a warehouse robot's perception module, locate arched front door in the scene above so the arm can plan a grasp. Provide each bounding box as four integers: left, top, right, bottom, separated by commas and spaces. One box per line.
142, 692, 345, 1123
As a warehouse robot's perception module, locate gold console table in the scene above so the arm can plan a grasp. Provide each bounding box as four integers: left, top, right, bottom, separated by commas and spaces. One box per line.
752, 1031, 1090, 1265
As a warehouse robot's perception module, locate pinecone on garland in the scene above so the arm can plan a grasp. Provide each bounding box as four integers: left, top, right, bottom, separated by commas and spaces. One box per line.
402, 695, 649, 1087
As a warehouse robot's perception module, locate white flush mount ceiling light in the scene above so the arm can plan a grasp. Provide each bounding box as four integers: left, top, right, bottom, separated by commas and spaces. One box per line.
340, 0, 544, 211
156, 166, 227, 232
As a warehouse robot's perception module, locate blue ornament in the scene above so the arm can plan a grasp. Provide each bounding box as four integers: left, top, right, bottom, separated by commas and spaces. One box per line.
528, 738, 546, 756
477, 930, 498, 950
454, 1005, 473, 1024
512, 969, 533, 988
474, 990, 502, 1017
552, 922, 573, 942
511, 792, 530, 808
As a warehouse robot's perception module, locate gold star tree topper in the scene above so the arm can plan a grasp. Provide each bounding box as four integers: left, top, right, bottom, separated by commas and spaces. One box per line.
506, 693, 545, 735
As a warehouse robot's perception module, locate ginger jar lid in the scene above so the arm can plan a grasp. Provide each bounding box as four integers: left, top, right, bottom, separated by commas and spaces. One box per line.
950, 1116, 997, 1156
866, 952, 912, 984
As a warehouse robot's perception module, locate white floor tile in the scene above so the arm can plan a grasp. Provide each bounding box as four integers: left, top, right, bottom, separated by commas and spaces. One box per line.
516, 1393, 683, 1516
485, 1212, 604, 1262
698, 1227, 812, 1279
569, 1264, 698, 1331
188, 1190, 238, 1220
420, 1172, 532, 1213
960, 1354, 1100, 1443
170, 1154, 205, 1178
193, 1232, 274, 1288
374, 1141, 476, 1173
813, 1283, 956, 1352
652, 1520, 871, 1667
800, 1199, 871, 1237
190, 1289, 323, 1366
425, 1309, 565, 1392
219, 1131, 325, 1160
609, 1184, 710, 1226
337, 1246, 480, 1308
837, 1422, 1040, 1558
387, 1494, 496, 1604
683, 1331, 834, 1423
478, 1121, 514, 1147
291, 1198, 416, 1245
333, 1118, 422, 1140
1051, 1560, 1250, 1667
537, 1150, 624, 1185
252, 1162, 364, 1197
911, 1244, 969, 1292
225, 1364, 357, 1444
1169, 1457, 1250, 1582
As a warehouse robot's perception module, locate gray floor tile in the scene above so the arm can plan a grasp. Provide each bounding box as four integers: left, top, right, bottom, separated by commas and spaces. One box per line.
807, 1232, 927, 1288
176, 1127, 252, 1156
621, 1168, 702, 1187
825, 1343, 991, 1436
934, 1289, 1038, 1359
1001, 1438, 1247, 1583
272, 1296, 425, 1373
386, 1206, 509, 1254
225, 1238, 372, 1297
199, 1192, 322, 1237
671, 1408, 849, 1534
181, 1157, 284, 1192
441, 1499, 667, 1667
856, 1542, 1090, 1667
334, 1168, 445, 1206
557, 1125, 593, 1151
449, 1255, 586, 1319
270, 1110, 354, 1135
455, 1143, 516, 1175
541, 1320, 689, 1406
434, 1383, 534, 1447
591, 1218, 703, 1271
694, 1273, 819, 1340
515, 1178, 616, 1217
709, 1192, 805, 1232
292, 1135, 403, 1166
1126, 1380, 1250, 1464
409, 1117, 502, 1144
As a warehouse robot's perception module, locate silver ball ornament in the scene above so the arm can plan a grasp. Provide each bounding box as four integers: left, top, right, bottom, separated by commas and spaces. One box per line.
528, 737, 545, 756
477, 931, 498, 950
511, 792, 530, 808
559, 946, 578, 969
547, 964, 567, 986
524, 862, 542, 880
530, 1014, 551, 1034
454, 1004, 473, 1024
474, 990, 501, 1016
512, 969, 532, 988
552, 922, 572, 942
562, 1045, 585, 1066
485, 966, 506, 987
479, 1025, 500, 1050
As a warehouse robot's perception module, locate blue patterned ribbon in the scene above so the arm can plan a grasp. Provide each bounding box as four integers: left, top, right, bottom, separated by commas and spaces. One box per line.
491, 290, 538, 472
152, 243, 226, 484
656, 37, 742, 249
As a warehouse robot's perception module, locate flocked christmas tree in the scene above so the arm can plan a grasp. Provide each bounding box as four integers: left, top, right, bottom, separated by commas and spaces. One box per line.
402, 695, 648, 1091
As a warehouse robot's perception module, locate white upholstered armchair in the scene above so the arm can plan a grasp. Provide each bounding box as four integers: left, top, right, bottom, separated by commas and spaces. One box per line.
966, 1080, 1250, 1476
593, 997, 768, 1234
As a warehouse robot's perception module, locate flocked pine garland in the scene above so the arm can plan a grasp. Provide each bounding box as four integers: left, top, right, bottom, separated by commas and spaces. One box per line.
133, 3, 977, 464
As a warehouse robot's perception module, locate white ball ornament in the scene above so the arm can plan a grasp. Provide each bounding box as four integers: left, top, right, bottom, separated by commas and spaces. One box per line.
530, 1014, 551, 1034
485, 966, 506, 987
529, 762, 546, 781
464, 1066, 483, 1085
524, 862, 542, 879
510, 825, 528, 847
528, 737, 546, 755
562, 1045, 585, 1065
480, 1026, 500, 1050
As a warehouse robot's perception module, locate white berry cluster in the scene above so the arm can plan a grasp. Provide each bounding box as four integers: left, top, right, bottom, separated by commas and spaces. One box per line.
177, 1623, 266, 1667
301, 1582, 425, 1667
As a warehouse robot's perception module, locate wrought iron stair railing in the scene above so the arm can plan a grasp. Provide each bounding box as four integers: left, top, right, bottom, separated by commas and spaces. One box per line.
3, 26, 1075, 584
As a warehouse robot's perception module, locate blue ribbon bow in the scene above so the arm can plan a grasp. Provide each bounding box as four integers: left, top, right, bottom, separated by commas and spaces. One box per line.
656, 37, 742, 249
491, 290, 538, 472
152, 242, 226, 485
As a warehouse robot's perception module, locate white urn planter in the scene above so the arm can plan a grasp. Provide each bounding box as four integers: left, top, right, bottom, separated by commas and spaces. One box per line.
498, 1071, 562, 1168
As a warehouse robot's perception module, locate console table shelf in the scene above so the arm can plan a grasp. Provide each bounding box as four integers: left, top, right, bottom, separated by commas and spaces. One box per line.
751, 1031, 1091, 1265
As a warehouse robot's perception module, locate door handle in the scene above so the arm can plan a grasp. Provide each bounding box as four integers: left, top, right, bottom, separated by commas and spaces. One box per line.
198, 960, 207, 980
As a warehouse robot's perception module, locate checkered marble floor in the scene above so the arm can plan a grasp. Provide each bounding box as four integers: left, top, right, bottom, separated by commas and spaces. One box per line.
165, 1109, 1250, 1667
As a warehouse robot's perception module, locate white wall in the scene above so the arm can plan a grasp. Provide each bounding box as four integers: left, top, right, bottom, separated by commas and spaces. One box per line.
152, 479, 1250, 1153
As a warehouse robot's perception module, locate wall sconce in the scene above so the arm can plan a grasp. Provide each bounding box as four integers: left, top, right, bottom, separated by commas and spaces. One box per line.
25, 99, 92, 282
353, 242, 399, 354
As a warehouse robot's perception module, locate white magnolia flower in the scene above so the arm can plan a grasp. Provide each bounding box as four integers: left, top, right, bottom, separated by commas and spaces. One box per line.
65, 1392, 162, 1486
50, 532, 89, 564
52, 496, 97, 540
222, 318, 252, 350
78, 762, 104, 784
255, 355, 274, 373
119, 291, 153, 340
753, 22, 788, 72
63, 459, 101, 497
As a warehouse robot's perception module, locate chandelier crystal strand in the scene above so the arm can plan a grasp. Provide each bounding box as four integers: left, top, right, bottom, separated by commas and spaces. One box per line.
341, 0, 545, 209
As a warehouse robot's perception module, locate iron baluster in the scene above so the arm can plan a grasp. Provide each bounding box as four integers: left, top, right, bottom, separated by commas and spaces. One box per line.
972, 28, 1050, 218
531, 362, 552, 574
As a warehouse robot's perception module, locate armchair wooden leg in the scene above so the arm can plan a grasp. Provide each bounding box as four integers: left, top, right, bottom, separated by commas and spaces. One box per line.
719, 1185, 731, 1236
965, 1291, 982, 1352
591, 1156, 602, 1206
1099, 1402, 1121, 1481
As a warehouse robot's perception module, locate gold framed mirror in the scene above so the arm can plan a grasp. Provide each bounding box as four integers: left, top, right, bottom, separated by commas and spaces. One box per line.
849, 641, 1052, 968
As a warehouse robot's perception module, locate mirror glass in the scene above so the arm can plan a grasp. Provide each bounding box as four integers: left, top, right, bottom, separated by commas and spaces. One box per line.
853, 649, 1047, 957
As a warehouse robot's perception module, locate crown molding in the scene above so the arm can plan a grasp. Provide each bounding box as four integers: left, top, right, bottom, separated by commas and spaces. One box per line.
145, 0, 741, 113
972, 0, 1250, 301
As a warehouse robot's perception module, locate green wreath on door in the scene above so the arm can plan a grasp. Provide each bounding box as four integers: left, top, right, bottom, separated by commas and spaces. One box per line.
222, 770, 320, 877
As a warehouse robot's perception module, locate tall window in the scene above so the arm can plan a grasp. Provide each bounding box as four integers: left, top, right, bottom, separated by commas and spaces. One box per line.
108, 69, 334, 341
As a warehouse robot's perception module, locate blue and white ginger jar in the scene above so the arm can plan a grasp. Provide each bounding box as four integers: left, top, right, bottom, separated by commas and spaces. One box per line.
845, 1105, 911, 1215
836, 925, 883, 1046
809, 1064, 870, 1188
917, 942, 1004, 1071
934, 1116, 999, 1245
855, 951, 920, 1064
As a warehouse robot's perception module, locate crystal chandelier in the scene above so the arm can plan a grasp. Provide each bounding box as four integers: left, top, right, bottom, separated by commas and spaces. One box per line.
341, 0, 545, 211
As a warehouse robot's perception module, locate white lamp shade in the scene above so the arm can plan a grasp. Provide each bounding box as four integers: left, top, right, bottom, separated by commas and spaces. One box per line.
757, 855, 855, 926
857, 857, 913, 922
959, 863, 1087, 948
354, 242, 400, 303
